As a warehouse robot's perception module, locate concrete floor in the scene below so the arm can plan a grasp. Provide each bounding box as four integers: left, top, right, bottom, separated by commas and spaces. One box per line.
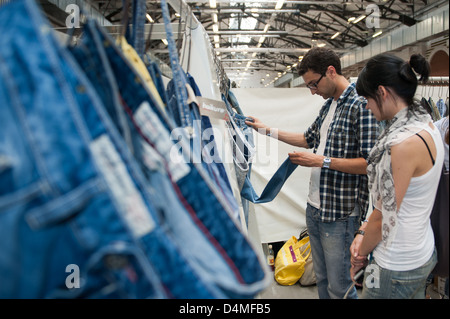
256, 274, 444, 299
256, 276, 319, 299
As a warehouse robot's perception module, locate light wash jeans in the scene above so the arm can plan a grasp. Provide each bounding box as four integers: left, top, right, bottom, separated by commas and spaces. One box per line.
306, 203, 359, 299
361, 249, 437, 299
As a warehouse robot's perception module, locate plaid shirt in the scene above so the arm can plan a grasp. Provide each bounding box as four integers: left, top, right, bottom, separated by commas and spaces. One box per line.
304, 83, 378, 222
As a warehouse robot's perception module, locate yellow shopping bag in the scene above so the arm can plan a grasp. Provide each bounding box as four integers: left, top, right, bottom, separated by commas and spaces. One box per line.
274, 236, 311, 286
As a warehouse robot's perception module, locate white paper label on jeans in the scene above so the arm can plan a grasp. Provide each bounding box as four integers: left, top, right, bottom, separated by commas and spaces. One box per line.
90, 134, 155, 238
135, 101, 190, 182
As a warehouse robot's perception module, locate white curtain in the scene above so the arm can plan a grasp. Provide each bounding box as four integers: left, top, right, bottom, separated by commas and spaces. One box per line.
232, 88, 324, 243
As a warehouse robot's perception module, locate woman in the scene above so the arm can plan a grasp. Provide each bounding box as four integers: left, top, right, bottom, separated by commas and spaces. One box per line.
350, 53, 445, 299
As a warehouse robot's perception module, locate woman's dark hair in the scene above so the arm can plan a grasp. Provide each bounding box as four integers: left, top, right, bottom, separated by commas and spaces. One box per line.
356, 53, 430, 110
297, 47, 342, 76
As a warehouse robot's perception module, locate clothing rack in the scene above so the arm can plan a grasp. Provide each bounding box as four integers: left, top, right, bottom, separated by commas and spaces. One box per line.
417, 77, 449, 120
424, 76, 449, 85
417, 76, 449, 99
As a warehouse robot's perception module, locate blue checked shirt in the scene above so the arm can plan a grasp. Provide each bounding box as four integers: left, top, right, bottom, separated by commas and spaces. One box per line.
304, 83, 378, 222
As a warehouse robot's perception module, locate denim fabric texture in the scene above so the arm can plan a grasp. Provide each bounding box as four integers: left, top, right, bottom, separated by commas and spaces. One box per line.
306, 203, 359, 299
361, 249, 437, 299
0, 0, 168, 299
67, 21, 237, 299
75, 19, 268, 298
241, 158, 298, 204
0, 0, 268, 299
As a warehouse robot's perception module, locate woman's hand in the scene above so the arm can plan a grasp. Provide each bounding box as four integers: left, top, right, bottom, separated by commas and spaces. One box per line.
350, 235, 368, 285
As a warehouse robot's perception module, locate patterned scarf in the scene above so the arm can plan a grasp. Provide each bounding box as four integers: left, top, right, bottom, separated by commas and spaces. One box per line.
367, 106, 432, 247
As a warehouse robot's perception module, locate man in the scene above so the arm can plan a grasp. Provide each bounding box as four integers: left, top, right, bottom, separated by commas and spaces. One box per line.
245, 47, 378, 299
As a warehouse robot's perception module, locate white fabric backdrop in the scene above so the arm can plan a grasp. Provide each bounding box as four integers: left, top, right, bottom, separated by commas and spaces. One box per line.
232, 88, 325, 243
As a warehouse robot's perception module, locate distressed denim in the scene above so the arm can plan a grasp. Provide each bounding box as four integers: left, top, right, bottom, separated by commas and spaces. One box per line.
0, 0, 168, 299
241, 158, 298, 204
306, 203, 359, 299
84, 20, 268, 298
361, 249, 437, 299
67, 20, 230, 299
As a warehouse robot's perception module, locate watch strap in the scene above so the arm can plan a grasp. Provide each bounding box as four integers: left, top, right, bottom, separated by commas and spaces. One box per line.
354, 229, 365, 238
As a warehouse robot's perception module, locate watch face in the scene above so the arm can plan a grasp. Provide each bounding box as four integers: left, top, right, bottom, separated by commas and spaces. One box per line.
323, 158, 331, 168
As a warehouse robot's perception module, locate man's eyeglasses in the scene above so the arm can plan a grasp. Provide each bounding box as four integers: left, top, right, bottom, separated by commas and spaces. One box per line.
306, 73, 325, 89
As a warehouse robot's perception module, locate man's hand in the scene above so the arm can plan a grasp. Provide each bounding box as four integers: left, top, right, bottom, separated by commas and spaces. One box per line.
244, 116, 269, 134
288, 151, 323, 168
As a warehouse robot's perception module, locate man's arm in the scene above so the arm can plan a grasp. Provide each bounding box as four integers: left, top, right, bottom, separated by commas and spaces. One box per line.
245, 116, 309, 148
288, 152, 368, 174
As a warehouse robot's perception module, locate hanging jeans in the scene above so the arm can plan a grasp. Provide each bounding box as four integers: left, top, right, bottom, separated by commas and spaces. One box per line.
0, 0, 170, 299
240, 158, 298, 204
85, 20, 268, 298
69, 20, 266, 298
68, 20, 239, 299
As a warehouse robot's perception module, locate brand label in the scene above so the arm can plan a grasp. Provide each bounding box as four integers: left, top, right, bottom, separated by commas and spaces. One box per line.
90, 134, 155, 238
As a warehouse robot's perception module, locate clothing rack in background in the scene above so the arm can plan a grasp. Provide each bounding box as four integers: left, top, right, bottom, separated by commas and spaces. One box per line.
417, 76, 449, 121
424, 76, 449, 86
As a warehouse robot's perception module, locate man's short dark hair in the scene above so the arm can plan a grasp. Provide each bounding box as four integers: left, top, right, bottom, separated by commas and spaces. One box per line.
297, 47, 342, 76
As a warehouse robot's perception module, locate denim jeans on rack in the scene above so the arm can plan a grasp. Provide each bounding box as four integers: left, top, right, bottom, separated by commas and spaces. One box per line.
0, 0, 168, 299
127, 0, 146, 57
222, 97, 256, 191
186, 73, 233, 194
147, 58, 169, 109
184, 74, 240, 219
98, 26, 267, 298
67, 20, 234, 299
226, 110, 256, 224
226, 89, 244, 115
68, 20, 266, 298
134, 103, 267, 298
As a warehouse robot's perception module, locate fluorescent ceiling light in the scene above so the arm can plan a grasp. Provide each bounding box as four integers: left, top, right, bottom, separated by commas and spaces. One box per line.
331, 32, 340, 39
372, 30, 383, 38
275, 0, 285, 10
161, 39, 168, 45
353, 15, 366, 24
209, 0, 216, 9
213, 13, 218, 23
213, 24, 219, 33
146, 13, 154, 23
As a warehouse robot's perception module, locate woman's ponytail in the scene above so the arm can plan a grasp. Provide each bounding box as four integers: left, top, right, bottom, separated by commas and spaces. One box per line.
356, 53, 431, 108
409, 53, 430, 82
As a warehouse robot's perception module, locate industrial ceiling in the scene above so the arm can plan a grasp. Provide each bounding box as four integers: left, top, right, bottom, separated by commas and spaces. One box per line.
37, 0, 449, 86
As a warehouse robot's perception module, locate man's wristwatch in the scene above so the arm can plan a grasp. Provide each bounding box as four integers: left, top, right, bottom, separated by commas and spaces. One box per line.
323, 157, 331, 168
354, 229, 365, 238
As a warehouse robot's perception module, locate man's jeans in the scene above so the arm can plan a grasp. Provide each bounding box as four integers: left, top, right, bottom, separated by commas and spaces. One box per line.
306, 203, 359, 299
